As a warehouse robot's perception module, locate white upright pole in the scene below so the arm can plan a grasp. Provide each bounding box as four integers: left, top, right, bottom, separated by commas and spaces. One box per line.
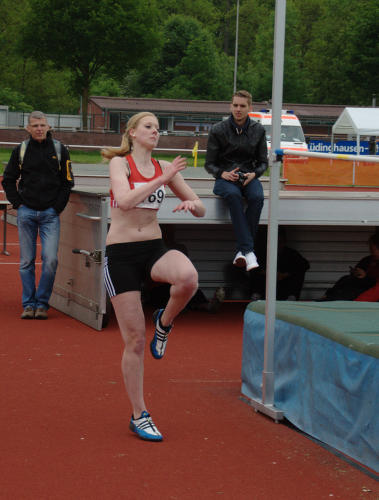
246, 0, 286, 422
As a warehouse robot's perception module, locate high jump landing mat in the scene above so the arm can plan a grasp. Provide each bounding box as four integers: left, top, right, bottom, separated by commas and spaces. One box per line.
241, 300, 379, 472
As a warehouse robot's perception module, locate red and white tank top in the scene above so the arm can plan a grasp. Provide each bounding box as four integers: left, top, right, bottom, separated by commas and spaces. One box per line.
110, 155, 165, 210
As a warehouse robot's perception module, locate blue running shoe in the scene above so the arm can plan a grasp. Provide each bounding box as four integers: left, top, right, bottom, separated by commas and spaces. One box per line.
129, 411, 163, 441
150, 308, 172, 360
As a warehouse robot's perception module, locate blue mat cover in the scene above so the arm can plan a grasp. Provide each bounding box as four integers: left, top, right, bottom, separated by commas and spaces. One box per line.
241, 301, 379, 472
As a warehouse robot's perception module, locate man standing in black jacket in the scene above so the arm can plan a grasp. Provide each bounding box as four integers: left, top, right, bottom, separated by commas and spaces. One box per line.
205, 90, 268, 271
2, 111, 74, 319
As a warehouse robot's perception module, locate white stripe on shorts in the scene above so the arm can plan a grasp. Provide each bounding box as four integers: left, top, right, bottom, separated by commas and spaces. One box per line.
104, 256, 116, 298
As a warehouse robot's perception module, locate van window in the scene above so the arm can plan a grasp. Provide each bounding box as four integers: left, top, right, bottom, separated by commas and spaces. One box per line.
263, 125, 305, 143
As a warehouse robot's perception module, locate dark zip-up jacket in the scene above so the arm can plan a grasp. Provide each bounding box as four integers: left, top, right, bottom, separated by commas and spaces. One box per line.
205, 116, 268, 179
2, 132, 74, 214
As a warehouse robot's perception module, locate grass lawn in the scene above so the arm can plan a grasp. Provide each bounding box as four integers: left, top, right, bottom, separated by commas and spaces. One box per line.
1, 148, 205, 174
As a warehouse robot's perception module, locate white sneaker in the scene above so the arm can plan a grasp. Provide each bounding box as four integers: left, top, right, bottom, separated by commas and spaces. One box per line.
129, 411, 163, 441
150, 309, 172, 360
245, 251, 259, 271
233, 251, 246, 268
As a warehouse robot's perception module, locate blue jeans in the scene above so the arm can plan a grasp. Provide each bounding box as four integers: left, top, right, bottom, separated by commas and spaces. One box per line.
17, 206, 60, 310
214, 177, 264, 254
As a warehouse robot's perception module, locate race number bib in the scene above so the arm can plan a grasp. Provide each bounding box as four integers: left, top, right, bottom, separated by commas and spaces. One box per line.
134, 182, 165, 210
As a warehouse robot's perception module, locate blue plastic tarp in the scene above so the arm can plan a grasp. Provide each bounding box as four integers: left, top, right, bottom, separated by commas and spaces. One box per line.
241, 307, 379, 472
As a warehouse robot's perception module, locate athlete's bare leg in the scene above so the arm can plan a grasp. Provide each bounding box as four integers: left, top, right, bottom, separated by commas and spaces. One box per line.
150, 249, 198, 326
111, 290, 147, 419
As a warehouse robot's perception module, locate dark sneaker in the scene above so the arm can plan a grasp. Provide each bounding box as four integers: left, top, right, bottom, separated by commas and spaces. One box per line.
35, 308, 48, 320
207, 286, 226, 312
287, 295, 297, 301
21, 306, 35, 319
215, 286, 226, 302
129, 411, 163, 441
150, 309, 172, 359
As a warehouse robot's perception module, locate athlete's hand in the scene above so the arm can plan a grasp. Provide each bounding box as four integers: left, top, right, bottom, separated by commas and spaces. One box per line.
173, 200, 197, 214
162, 156, 187, 182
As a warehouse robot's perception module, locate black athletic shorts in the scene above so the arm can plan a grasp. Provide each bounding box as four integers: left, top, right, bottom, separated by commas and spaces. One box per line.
104, 239, 168, 297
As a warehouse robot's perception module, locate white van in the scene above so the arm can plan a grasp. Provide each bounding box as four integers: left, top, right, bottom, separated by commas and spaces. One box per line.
249, 109, 308, 153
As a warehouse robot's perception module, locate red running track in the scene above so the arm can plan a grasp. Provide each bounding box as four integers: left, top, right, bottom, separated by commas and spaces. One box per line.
1, 222, 378, 499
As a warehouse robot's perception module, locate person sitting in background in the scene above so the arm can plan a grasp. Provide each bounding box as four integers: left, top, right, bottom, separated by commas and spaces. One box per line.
205, 90, 268, 272
250, 227, 310, 301
318, 233, 379, 301
355, 280, 379, 302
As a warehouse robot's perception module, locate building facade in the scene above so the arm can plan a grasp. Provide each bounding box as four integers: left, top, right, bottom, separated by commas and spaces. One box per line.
87, 96, 351, 137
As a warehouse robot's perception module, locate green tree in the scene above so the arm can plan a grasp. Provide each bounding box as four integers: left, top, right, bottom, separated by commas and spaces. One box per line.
0, 0, 31, 109
127, 14, 233, 100
20, 0, 160, 127
286, 0, 324, 103
235, 0, 273, 67
0, 88, 32, 112
90, 75, 122, 98
159, 0, 220, 34
237, 0, 324, 103
0, 0, 78, 112
342, 0, 379, 104
165, 29, 233, 99
162, 16, 203, 70
21, 63, 80, 113
237, 5, 274, 100
305, 0, 379, 104
1, 0, 376, 111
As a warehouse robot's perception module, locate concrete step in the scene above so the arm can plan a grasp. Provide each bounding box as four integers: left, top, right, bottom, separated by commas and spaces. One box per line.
71, 164, 286, 191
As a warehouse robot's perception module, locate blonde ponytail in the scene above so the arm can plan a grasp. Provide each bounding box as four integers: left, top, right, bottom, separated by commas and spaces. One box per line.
101, 111, 157, 161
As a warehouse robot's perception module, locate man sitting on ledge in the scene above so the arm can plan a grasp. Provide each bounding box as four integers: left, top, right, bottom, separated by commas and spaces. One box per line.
205, 90, 268, 272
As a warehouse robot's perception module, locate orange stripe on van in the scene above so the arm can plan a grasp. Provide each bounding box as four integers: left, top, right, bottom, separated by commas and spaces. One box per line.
249, 113, 298, 120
